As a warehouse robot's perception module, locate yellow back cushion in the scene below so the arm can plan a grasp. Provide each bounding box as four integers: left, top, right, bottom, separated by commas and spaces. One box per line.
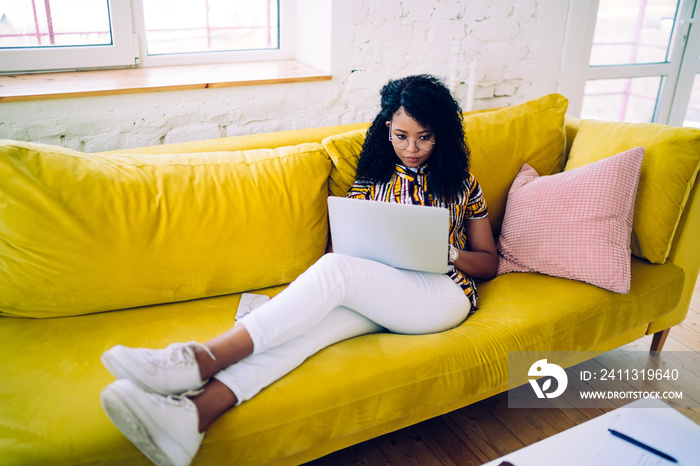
322, 94, 569, 233
463, 93, 568, 232
104, 123, 371, 156
0, 140, 331, 318
565, 120, 700, 264
324, 129, 367, 197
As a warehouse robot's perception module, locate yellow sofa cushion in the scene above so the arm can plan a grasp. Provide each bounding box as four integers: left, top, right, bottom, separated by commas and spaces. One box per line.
565, 120, 700, 264
0, 140, 331, 318
464, 93, 568, 233
322, 94, 569, 233
0, 258, 683, 465
103, 123, 371, 156
323, 128, 367, 197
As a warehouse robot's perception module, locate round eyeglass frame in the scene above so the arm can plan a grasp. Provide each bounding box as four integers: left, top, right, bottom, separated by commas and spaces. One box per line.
388, 122, 436, 151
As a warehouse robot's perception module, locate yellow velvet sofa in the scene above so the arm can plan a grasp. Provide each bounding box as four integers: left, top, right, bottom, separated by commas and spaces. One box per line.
1, 94, 699, 465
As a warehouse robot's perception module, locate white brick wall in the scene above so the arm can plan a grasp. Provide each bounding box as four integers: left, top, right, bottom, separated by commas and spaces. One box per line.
0, 0, 568, 152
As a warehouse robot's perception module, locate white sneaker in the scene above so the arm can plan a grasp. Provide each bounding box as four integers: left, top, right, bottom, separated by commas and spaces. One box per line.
101, 342, 214, 395
101, 379, 203, 466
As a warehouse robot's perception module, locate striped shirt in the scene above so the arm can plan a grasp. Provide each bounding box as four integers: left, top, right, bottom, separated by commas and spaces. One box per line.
346, 164, 489, 310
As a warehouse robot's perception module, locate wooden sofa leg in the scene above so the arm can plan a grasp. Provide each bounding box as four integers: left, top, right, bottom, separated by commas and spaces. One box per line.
650, 329, 670, 355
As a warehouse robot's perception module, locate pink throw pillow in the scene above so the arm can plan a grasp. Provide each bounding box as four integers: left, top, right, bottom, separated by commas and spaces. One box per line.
496, 147, 644, 293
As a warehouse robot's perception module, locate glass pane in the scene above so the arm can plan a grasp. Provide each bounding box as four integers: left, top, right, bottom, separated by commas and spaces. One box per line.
590, 0, 679, 66
683, 72, 700, 128
581, 77, 663, 123
0, 0, 111, 48
143, 0, 279, 56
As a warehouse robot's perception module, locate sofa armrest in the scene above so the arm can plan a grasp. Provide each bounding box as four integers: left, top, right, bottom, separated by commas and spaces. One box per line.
648, 171, 700, 335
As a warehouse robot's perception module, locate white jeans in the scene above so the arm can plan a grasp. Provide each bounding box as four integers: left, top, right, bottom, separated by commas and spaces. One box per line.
213, 253, 471, 404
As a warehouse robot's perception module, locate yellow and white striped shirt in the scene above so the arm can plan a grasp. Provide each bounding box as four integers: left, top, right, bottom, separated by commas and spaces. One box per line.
346, 164, 488, 310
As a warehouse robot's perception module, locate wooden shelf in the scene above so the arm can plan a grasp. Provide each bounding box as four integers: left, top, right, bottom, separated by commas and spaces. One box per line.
0, 59, 331, 102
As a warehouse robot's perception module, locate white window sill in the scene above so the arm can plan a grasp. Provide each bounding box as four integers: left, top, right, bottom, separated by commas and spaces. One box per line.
0, 60, 331, 103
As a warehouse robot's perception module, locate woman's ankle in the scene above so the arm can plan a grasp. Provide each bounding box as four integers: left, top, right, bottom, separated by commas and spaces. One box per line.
190, 379, 238, 432
193, 345, 219, 381
198, 325, 255, 377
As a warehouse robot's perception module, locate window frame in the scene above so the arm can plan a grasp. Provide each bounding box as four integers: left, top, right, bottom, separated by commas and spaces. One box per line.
0, 0, 287, 74
668, 4, 700, 125
131, 0, 289, 68
0, 0, 135, 73
558, 0, 699, 125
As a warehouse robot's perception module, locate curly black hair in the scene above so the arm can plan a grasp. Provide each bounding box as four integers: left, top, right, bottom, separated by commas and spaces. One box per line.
355, 74, 470, 203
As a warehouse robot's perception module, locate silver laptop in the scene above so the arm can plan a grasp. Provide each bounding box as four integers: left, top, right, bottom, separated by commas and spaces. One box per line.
327, 196, 450, 273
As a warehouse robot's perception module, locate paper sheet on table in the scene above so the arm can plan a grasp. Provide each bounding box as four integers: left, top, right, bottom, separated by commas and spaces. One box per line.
591, 407, 700, 465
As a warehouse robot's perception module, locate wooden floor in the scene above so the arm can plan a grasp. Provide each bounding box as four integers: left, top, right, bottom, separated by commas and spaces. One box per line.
307, 281, 700, 466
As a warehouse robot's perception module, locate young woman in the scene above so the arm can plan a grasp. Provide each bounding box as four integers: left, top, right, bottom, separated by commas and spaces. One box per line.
100, 74, 498, 466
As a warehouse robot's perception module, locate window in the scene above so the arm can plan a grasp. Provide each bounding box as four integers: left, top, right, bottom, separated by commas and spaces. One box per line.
0, 0, 283, 73
683, 66, 700, 126
559, 0, 699, 126
0, 0, 134, 72
141, 0, 278, 55
134, 0, 285, 67
0, 0, 112, 48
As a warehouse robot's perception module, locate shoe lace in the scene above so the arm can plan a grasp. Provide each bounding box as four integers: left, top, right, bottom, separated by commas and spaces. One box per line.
146, 341, 216, 367
148, 390, 198, 409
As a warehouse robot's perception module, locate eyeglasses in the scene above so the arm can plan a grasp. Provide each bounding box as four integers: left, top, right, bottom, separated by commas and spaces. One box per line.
388, 123, 436, 151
